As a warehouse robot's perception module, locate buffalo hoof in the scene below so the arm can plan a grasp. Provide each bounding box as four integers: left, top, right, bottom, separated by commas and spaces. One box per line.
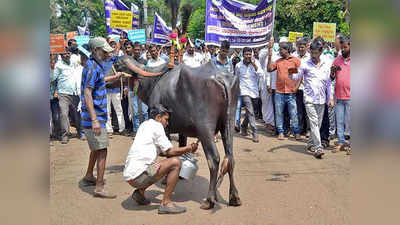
200, 199, 215, 210
229, 197, 242, 207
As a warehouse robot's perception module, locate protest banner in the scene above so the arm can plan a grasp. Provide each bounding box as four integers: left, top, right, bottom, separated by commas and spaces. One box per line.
205, 0, 275, 48
288, 32, 303, 43
313, 22, 336, 42
128, 29, 146, 44
104, 0, 140, 35
66, 31, 78, 41
50, 34, 66, 54
110, 10, 133, 29
151, 12, 172, 45
75, 35, 90, 46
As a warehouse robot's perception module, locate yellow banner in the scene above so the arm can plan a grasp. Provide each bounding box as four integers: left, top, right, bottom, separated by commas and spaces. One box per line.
288, 32, 303, 43
313, 22, 336, 42
110, 10, 133, 29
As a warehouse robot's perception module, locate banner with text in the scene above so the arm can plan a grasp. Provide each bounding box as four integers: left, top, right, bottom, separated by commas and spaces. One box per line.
205, 0, 275, 48
313, 22, 336, 42
104, 0, 140, 35
150, 12, 172, 45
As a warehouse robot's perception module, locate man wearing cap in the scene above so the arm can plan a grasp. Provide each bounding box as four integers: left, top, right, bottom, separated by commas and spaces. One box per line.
123, 104, 199, 214
80, 37, 123, 198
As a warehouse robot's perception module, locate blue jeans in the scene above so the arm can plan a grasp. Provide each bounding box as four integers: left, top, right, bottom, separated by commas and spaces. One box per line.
130, 93, 148, 132
336, 99, 351, 145
235, 96, 242, 127
274, 93, 300, 134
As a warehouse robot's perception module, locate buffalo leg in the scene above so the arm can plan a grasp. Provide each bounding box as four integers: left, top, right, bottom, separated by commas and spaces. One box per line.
199, 134, 220, 210
220, 120, 241, 207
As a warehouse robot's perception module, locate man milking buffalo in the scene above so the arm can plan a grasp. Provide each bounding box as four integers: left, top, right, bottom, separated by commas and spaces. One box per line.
123, 104, 199, 214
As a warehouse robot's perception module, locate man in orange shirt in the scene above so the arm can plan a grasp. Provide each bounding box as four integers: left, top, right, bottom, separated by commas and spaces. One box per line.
267, 39, 302, 140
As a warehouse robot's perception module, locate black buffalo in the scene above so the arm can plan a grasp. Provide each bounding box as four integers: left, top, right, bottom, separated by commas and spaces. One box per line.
114, 56, 241, 209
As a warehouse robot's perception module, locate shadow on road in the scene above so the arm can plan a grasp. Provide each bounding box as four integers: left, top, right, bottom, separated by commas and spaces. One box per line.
78, 179, 95, 196
121, 175, 226, 213
105, 165, 124, 174
268, 144, 314, 156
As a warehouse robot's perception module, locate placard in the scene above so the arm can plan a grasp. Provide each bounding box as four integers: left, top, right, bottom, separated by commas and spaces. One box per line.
66, 31, 78, 41
75, 35, 90, 46
110, 10, 133, 29
128, 29, 146, 44
50, 34, 66, 54
288, 32, 304, 43
313, 22, 336, 42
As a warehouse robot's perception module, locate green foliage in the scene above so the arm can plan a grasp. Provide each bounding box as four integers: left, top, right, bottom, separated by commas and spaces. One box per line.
50, 0, 350, 40
187, 7, 206, 39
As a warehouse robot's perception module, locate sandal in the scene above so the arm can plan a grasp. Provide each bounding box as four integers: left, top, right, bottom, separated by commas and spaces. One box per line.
132, 189, 150, 205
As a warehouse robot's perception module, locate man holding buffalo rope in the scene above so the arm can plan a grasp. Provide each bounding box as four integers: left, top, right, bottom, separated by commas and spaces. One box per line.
123, 104, 199, 214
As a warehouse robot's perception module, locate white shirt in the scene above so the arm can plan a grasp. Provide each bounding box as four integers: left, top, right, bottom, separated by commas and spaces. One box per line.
292, 52, 311, 90
291, 58, 333, 104
183, 52, 205, 68
123, 119, 173, 181
265, 50, 281, 90
235, 59, 263, 98
146, 57, 167, 68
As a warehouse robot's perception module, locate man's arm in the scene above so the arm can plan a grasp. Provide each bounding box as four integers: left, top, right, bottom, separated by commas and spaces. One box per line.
84, 87, 101, 135
162, 143, 198, 157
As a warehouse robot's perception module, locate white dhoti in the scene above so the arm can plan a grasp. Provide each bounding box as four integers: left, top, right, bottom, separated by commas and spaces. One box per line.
260, 73, 274, 125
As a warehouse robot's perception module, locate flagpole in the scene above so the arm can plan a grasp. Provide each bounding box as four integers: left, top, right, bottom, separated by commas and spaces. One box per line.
271, 0, 277, 40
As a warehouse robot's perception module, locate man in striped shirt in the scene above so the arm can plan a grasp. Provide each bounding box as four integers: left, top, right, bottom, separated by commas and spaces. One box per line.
80, 37, 123, 198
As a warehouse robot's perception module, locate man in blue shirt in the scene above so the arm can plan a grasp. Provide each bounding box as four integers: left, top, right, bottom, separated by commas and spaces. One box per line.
80, 37, 123, 198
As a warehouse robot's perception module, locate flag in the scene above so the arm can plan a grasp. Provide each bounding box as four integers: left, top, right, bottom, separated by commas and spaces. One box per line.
104, 0, 140, 35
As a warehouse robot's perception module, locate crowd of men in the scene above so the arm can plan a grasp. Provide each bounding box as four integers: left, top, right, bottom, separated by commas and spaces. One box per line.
50, 32, 351, 156
49, 31, 350, 213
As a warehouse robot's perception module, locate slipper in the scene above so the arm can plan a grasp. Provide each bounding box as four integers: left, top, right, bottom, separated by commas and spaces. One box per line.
132, 190, 150, 205
81, 177, 96, 186
94, 189, 117, 199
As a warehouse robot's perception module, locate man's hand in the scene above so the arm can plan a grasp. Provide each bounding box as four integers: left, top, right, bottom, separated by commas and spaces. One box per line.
54, 92, 58, 99
267, 86, 272, 93
329, 99, 335, 108
92, 120, 101, 136
190, 142, 199, 153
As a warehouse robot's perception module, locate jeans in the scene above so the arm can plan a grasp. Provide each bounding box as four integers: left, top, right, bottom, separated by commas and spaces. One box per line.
320, 104, 330, 142
235, 96, 242, 127
296, 90, 308, 135
50, 98, 61, 138
274, 93, 300, 134
240, 95, 258, 138
129, 92, 148, 132
336, 99, 351, 145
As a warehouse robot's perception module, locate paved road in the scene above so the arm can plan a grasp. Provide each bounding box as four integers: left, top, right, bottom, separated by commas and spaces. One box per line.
50, 124, 350, 225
